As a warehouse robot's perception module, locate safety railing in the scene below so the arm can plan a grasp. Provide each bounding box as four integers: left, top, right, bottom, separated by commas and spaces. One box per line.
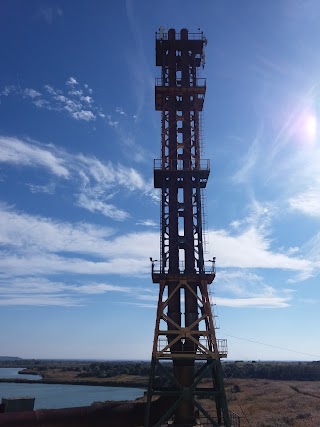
151, 259, 215, 276
155, 77, 206, 88
217, 339, 228, 356
156, 337, 227, 358
156, 31, 206, 42
154, 158, 210, 171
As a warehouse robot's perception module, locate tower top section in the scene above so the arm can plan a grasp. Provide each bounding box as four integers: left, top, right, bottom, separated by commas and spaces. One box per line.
155, 28, 207, 112
155, 28, 207, 68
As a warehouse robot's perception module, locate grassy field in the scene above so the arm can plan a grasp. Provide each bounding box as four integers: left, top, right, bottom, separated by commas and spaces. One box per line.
223, 378, 320, 427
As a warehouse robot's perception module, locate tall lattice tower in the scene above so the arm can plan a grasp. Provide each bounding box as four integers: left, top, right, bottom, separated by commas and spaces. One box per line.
145, 28, 240, 427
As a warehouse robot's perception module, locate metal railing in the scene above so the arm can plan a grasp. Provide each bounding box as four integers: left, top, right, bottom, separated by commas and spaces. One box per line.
157, 337, 227, 358
155, 77, 206, 88
156, 31, 206, 42
151, 259, 215, 276
154, 158, 210, 171
217, 339, 228, 356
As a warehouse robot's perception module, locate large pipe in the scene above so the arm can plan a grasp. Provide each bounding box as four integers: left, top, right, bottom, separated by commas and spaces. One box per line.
0, 397, 174, 427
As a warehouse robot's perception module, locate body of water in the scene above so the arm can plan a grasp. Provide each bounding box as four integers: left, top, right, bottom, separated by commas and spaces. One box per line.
0, 382, 145, 409
0, 368, 145, 409
0, 367, 42, 381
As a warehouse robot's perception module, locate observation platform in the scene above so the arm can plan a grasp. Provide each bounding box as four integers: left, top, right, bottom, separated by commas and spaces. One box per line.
155, 78, 206, 111
154, 159, 210, 188
155, 31, 206, 68
156, 336, 228, 359
151, 264, 215, 285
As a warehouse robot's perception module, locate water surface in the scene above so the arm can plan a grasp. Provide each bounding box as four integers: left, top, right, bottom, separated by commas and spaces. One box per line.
0, 382, 144, 409
0, 367, 42, 381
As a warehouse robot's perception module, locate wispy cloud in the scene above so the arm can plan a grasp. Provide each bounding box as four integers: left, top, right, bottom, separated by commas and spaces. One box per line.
24, 88, 42, 99
207, 200, 316, 281
66, 77, 79, 86
116, 106, 126, 116
289, 182, 320, 217
125, 0, 153, 119
213, 270, 292, 308
0, 77, 150, 163
0, 199, 316, 307
0, 276, 146, 307
209, 225, 312, 273
232, 124, 263, 185
26, 182, 56, 194
136, 219, 157, 227
0, 136, 154, 220
214, 296, 290, 308
0, 136, 69, 177
76, 193, 129, 221
0, 78, 116, 125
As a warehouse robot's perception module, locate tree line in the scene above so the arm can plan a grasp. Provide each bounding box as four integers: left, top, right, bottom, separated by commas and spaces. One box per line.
76, 360, 320, 382
1, 359, 319, 382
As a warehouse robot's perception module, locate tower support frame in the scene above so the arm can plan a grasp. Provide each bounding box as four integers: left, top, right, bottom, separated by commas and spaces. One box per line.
145, 28, 240, 427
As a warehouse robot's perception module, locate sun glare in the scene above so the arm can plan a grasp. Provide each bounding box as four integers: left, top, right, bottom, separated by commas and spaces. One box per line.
305, 114, 317, 140
296, 111, 318, 145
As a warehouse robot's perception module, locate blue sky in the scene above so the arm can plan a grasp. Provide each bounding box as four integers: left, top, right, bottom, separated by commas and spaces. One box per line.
0, 0, 320, 361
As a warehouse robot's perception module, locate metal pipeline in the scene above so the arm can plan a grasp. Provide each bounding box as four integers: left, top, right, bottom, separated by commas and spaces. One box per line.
0, 396, 174, 427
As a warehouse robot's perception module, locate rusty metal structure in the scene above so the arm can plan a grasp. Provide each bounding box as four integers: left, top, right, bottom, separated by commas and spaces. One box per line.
145, 28, 240, 427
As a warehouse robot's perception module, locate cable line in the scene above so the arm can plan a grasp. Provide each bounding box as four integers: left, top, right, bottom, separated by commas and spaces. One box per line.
221, 332, 320, 359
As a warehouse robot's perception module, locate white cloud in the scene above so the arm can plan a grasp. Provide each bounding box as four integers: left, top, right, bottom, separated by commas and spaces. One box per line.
72, 110, 95, 121
1, 86, 15, 96
68, 90, 83, 97
0, 136, 154, 218
289, 185, 320, 217
77, 193, 129, 221
213, 269, 292, 308
80, 96, 93, 104
72, 283, 131, 294
116, 107, 126, 116
0, 295, 80, 307
0, 201, 314, 280
26, 182, 56, 194
76, 154, 153, 194
0, 203, 157, 277
66, 77, 79, 86
209, 227, 312, 273
24, 88, 41, 98
105, 114, 119, 127
0, 199, 316, 307
33, 99, 51, 109
44, 84, 57, 95
136, 219, 157, 227
0, 136, 69, 178
0, 204, 114, 257
0, 274, 147, 307
0, 78, 135, 130
214, 296, 290, 308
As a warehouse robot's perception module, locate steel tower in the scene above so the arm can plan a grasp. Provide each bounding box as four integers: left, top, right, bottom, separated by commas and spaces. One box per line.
145, 28, 240, 427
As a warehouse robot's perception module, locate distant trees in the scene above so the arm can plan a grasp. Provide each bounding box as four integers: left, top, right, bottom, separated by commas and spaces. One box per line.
1, 359, 320, 382
77, 361, 151, 379
75, 360, 320, 382
222, 361, 320, 381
